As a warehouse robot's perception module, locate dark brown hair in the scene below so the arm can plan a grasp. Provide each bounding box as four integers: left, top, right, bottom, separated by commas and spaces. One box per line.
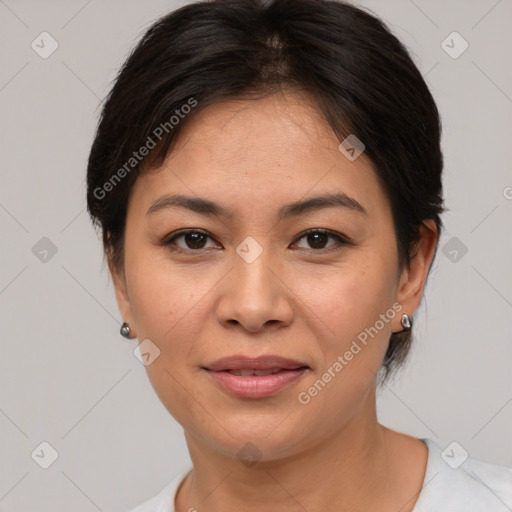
86, 0, 443, 383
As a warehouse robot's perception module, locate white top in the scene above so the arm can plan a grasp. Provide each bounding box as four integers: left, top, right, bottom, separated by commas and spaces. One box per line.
128, 438, 512, 511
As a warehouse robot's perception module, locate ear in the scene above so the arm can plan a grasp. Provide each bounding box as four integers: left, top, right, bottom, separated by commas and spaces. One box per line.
395, 220, 438, 325
107, 248, 136, 337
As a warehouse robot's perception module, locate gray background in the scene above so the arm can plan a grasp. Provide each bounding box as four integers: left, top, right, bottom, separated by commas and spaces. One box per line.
1, 0, 511, 510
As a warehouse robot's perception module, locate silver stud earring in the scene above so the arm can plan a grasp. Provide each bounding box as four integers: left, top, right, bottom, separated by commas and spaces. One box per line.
401, 314, 412, 331
120, 322, 131, 339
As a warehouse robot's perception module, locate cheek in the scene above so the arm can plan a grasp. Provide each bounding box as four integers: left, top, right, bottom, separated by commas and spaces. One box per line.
128, 263, 214, 349
124, 223, 217, 328
292, 268, 397, 429
124, 254, 218, 421
298, 252, 398, 405
312, 256, 397, 339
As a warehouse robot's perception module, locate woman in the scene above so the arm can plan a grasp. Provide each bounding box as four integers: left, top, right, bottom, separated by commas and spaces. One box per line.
86, 0, 512, 510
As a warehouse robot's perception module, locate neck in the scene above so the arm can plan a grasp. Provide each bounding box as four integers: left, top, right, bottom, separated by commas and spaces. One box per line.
175, 385, 421, 512
176, 384, 426, 512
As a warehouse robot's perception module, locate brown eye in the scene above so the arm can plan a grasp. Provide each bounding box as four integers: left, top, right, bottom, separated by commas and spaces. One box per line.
164, 230, 219, 251
182, 232, 207, 249
293, 230, 348, 251
306, 232, 329, 249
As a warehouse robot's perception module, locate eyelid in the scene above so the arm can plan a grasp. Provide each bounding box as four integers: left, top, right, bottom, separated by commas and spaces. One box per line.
295, 228, 351, 242
161, 228, 352, 252
162, 228, 219, 249
292, 228, 352, 250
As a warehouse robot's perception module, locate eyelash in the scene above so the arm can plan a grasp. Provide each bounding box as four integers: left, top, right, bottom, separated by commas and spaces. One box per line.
161, 228, 351, 254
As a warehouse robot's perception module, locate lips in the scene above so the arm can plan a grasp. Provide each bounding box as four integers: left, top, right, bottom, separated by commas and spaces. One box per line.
202, 355, 309, 399
225, 368, 283, 376
204, 355, 308, 372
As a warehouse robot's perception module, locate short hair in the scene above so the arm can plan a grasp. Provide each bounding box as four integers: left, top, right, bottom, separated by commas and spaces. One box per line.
86, 0, 444, 383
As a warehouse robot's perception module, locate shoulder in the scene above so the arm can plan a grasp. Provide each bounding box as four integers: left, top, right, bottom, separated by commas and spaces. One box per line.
128, 469, 191, 512
413, 438, 512, 511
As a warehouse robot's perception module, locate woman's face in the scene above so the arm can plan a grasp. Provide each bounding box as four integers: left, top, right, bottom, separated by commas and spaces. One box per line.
112, 91, 433, 461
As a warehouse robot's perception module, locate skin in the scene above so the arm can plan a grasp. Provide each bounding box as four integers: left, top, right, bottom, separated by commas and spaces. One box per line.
110, 90, 438, 511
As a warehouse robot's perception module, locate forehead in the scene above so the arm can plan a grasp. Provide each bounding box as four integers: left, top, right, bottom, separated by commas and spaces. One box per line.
130, 91, 388, 219
167, 91, 347, 170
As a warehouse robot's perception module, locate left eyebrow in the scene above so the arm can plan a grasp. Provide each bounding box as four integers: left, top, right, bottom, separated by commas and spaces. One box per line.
146, 192, 367, 218
277, 193, 367, 220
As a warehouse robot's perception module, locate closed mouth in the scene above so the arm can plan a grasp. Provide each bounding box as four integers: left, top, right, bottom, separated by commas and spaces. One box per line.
221, 367, 307, 376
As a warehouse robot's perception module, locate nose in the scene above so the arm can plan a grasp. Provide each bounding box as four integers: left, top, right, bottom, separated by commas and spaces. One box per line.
214, 245, 294, 334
